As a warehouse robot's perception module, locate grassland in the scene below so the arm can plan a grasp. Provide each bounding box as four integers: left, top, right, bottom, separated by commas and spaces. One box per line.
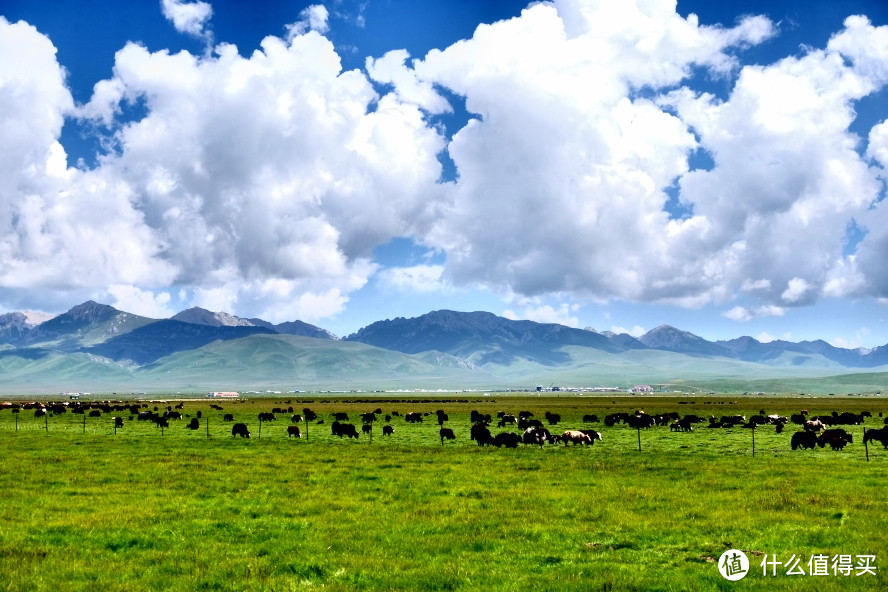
1, 395, 886, 591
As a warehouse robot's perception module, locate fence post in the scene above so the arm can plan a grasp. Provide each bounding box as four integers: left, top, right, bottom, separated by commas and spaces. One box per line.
206, 416, 210, 439
304, 416, 309, 442
258, 418, 262, 440
45, 412, 48, 433
864, 427, 869, 462
637, 426, 641, 452
83, 414, 87, 435
752, 426, 756, 457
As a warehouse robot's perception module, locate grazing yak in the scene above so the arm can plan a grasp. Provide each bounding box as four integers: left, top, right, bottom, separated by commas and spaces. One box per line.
492, 432, 521, 448
186, 418, 200, 430
231, 423, 250, 438
404, 412, 424, 423
362, 424, 373, 435
562, 430, 593, 446
331, 421, 359, 439
287, 425, 302, 438
382, 425, 394, 436
804, 419, 825, 432
580, 429, 602, 443
258, 412, 276, 422
222, 413, 234, 422
863, 426, 888, 448
791, 431, 817, 450
470, 423, 493, 446
439, 428, 456, 444
818, 431, 851, 450
113, 416, 124, 429
497, 414, 516, 427
522, 427, 549, 447
582, 414, 599, 423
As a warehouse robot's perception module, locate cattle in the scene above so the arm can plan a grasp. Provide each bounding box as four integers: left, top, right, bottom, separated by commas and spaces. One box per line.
113, 416, 124, 429
582, 414, 599, 423
331, 421, 359, 439
562, 430, 593, 445
331, 412, 349, 421
186, 418, 200, 430
470, 410, 491, 425
436, 412, 449, 426
362, 424, 373, 435
580, 429, 602, 443
492, 432, 521, 448
303, 408, 318, 421
683, 414, 703, 424
361, 412, 377, 424
791, 431, 817, 450
822, 428, 853, 443
627, 414, 655, 429
671, 418, 693, 432
89, 410, 102, 418
804, 420, 825, 432
775, 422, 784, 434
720, 415, 746, 427
223, 413, 234, 422
258, 412, 276, 422
818, 431, 851, 451
544, 412, 561, 426
382, 425, 394, 436
863, 426, 888, 448
164, 411, 183, 420
498, 414, 516, 427
291, 414, 303, 423
522, 427, 548, 447
835, 412, 863, 425
287, 425, 302, 438
790, 414, 807, 425
518, 411, 534, 419
439, 428, 456, 444
470, 423, 493, 446
231, 423, 250, 438
404, 412, 424, 423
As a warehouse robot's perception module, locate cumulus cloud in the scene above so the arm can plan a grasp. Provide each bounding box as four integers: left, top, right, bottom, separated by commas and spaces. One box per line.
286, 4, 330, 39
161, 0, 213, 39
3, 0, 888, 329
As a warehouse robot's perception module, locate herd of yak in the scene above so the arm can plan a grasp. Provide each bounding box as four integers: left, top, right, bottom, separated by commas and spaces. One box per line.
2, 400, 888, 451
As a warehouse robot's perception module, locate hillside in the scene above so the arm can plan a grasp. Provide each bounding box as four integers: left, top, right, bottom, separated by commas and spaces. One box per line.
0, 302, 887, 394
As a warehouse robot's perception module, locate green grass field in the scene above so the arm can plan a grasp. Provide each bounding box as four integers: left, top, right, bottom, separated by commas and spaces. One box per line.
1, 395, 886, 591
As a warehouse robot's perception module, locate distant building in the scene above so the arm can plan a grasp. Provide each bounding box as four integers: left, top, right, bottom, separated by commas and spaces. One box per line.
632, 385, 653, 393
207, 391, 239, 398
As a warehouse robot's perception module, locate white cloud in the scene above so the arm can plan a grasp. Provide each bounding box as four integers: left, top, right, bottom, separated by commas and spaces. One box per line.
379, 264, 446, 293
503, 303, 580, 327
4, 1, 888, 328
286, 4, 330, 39
724, 305, 787, 322
160, 0, 213, 39
102, 285, 174, 319
611, 324, 646, 337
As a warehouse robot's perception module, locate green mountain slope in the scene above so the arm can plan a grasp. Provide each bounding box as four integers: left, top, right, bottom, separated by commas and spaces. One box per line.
136, 334, 492, 391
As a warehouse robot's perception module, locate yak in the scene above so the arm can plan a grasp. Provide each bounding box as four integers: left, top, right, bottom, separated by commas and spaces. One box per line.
492, 432, 521, 448
791, 431, 817, 450
287, 425, 302, 438
562, 430, 593, 445
439, 428, 456, 444
231, 423, 250, 438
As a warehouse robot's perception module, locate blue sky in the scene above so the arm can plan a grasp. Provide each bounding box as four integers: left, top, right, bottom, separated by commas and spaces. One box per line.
1, 0, 888, 348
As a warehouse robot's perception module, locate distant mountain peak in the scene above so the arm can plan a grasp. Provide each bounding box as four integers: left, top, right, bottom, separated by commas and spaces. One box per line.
171, 307, 255, 328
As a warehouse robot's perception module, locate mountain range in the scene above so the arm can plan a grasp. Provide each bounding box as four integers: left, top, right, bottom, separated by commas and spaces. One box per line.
0, 301, 886, 394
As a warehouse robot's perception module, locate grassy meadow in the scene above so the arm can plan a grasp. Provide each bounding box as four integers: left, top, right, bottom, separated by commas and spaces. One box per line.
0, 394, 886, 591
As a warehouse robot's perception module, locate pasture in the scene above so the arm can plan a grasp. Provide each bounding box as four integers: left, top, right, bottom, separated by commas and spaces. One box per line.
0, 395, 886, 591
